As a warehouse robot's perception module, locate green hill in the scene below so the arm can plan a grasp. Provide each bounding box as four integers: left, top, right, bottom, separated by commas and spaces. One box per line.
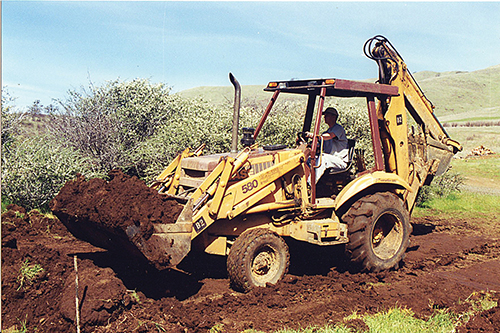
415, 65, 500, 122
177, 65, 500, 123
177, 84, 270, 105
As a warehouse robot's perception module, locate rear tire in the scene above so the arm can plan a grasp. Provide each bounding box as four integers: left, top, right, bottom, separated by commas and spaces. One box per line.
342, 192, 411, 272
227, 228, 289, 293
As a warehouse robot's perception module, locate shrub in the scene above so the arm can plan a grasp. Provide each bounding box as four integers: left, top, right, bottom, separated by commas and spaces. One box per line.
48, 79, 178, 176
1, 135, 95, 211
416, 171, 464, 207
135, 97, 234, 179
1, 87, 25, 153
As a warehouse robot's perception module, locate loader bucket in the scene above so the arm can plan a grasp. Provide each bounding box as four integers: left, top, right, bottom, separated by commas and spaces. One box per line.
128, 197, 193, 268
427, 137, 461, 176
50, 170, 194, 270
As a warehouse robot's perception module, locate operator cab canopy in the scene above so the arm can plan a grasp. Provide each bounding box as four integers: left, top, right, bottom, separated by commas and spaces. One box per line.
255, 77, 398, 141
260, 77, 399, 139
264, 78, 398, 98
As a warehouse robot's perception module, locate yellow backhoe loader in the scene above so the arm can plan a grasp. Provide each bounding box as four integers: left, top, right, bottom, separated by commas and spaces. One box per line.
63, 36, 463, 292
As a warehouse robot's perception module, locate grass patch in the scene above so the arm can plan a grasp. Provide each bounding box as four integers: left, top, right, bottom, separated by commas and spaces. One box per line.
414, 191, 500, 234
270, 297, 498, 333
415, 155, 500, 225
268, 306, 460, 333
464, 291, 498, 313
17, 259, 44, 291
127, 289, 141, 304
363, 307, 455, 333
451, 155, 500, 183
14, 211, 26, 219
275, 325, 352, 333
3, 316, 30, 333
2, 198, 12, 213
419, 192, 500, 216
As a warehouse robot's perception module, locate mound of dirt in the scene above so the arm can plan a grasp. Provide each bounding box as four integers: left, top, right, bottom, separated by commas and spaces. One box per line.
467, 145, 495, 157
1, 204, 137, 333
462, 302, 500, 332
49, 170, 184, 266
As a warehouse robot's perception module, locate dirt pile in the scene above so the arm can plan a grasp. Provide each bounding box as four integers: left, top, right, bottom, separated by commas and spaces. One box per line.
1, 204, 138, 333
467, 145, 495, 157
49, 170, 184, 266
463, 302, 500, 332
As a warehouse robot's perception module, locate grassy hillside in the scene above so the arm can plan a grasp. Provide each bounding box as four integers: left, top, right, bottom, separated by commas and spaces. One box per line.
177, 84, 307, 106
415, 65, 500, 121
178, 65, 500, 124
178, 85, 268, 105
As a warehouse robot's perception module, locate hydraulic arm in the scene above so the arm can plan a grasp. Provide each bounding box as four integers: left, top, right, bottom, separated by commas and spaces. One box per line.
364, 35, 462, 209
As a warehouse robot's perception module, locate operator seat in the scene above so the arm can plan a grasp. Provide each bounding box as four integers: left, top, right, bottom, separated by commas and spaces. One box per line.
326, 138, 356, 176
316, 138, 356, 197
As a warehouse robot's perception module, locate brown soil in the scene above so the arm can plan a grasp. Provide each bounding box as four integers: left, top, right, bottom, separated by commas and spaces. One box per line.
2, 177, 500, 332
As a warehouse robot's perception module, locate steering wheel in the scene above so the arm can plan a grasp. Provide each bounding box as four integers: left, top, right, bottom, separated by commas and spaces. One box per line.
296, 131, 323, 155
296, 132, 309, 145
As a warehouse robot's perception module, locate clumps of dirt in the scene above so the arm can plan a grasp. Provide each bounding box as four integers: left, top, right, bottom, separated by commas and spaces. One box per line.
4, 198, 500, 332
2, 205, 70, 250
60, 265, 135, 327
49, 169, 184, 264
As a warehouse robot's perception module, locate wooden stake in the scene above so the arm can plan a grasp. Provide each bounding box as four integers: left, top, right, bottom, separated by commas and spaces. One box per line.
74, 255, 81, 333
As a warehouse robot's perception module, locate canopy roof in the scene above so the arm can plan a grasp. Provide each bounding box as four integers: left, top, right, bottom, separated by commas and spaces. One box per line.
264, 78, 399, 98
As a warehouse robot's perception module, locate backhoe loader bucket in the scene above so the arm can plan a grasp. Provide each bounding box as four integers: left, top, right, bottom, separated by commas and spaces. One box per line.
130, 197, 194, 268
50, 171, 194, 270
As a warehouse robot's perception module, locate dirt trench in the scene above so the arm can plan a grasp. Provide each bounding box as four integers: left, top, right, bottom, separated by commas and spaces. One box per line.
2, 173, 500, 332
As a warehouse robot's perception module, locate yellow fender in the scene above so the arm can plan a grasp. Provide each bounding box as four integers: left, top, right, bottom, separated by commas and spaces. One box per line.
334, 171, 412, 210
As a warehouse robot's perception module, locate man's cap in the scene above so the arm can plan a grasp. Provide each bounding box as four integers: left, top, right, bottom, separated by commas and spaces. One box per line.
322, 107, 338, 116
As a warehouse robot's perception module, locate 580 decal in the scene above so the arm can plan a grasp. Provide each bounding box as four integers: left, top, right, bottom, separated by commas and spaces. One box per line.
241, 179, 259, 193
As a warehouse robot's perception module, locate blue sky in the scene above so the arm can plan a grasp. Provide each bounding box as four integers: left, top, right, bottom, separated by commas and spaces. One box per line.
2, 1, 500, 110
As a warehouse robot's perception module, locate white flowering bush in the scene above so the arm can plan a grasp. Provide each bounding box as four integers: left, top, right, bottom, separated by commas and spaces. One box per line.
48, 79, 180, 176
1, 136, 94, 210
1, 87, 25, 154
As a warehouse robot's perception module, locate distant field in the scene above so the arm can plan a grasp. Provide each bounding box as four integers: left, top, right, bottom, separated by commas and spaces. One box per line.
446, 125, 499, 195
451, 155, 500, 195
439, 107, 500, 123
446, 126, 500, 158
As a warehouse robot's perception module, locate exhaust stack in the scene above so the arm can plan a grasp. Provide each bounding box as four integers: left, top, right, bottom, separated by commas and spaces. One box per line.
229, 72, 241, 153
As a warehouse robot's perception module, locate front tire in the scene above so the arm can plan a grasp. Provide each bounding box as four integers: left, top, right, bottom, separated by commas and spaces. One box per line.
227, 228, 289, 292
342, 192, 411, 272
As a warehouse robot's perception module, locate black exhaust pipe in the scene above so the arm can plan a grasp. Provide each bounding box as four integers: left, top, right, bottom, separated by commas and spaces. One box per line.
229, 72, 241, 153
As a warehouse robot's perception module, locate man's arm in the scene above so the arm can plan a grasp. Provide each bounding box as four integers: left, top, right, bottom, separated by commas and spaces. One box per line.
305, 131, 336, 140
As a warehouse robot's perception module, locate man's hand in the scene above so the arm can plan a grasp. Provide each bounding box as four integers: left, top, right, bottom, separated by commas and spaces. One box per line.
305, 131, 314, 139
